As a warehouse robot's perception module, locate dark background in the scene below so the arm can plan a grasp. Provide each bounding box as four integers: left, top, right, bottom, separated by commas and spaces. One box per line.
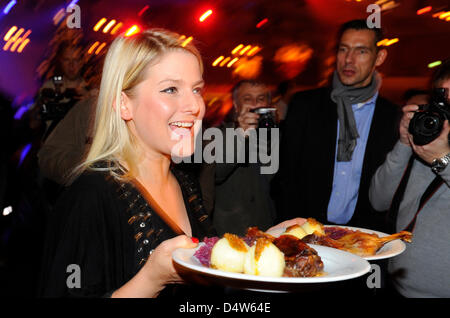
1, 0, 449, 108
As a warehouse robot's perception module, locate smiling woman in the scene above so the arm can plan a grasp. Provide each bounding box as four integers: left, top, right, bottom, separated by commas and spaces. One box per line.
78, 29, 204, 181
39, 29, 216, 298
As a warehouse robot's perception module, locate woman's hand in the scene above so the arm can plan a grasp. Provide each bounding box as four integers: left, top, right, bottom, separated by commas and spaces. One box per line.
145, 235, 198, 288
266, 217, 307, 233
112, 235, 198, 298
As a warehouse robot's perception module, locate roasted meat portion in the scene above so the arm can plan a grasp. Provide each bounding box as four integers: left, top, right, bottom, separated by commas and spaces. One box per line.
301, 233, 345, 250
302, 226, 412, 257
272, 235, 324, 277
244, 227, 276, 246
244, 228, 324, 277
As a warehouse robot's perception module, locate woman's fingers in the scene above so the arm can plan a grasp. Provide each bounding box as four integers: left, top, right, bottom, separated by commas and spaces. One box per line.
266, 217, 307, 233
144, 235, 199, 286
159, 235, 198, 254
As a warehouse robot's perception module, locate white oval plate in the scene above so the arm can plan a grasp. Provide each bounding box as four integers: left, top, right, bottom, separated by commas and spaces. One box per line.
266, 225, 407, 261
172, 243, 370, 291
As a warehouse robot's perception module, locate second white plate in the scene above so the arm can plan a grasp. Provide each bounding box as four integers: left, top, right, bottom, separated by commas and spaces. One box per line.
266, 225, 407, 260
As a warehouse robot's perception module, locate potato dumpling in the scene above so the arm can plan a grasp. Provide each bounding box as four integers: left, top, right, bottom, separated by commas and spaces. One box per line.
283, 224, 308, 239
210, 233, 249, 273
244, 238, 285, 277
301, 218, 325, 235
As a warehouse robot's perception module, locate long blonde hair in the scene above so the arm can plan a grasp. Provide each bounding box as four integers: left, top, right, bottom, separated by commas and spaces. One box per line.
71, 29, 203, 183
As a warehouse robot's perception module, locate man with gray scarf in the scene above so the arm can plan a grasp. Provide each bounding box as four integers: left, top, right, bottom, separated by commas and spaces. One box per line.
276, 19, 400, 233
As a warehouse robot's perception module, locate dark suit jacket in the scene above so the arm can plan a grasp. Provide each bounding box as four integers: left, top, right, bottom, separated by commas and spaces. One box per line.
274, 86, 401, 232
199, 123, 277, 237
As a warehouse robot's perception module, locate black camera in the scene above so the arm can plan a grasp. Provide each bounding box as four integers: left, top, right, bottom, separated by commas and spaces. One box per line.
408, 88, 450, 146
250, 107, 278, 129
39, 76, 80, 121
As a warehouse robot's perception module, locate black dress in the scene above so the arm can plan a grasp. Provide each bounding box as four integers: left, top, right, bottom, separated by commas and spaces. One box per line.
38, 165, 216, 297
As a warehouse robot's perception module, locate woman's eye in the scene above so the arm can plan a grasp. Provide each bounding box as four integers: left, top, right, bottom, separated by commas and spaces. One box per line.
162, 87, 177, 94
193, 87, 203, 94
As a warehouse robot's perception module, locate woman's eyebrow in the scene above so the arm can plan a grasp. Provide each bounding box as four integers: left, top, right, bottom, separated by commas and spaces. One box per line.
158, 79, 204, 86
158, 78, 182, 85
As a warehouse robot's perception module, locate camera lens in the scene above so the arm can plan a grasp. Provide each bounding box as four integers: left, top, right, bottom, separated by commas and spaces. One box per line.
409, 111, 444, 145
252, 108, 277, 129
417, 114, 440, 135
423, 117, 438, 130
259, 113, 275, 128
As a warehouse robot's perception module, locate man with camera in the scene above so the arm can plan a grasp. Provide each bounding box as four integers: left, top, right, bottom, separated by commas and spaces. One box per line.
199, 80, 278, 236
37, 44, 91, 140
369, 60, 450, 297
276, 19, 399, 232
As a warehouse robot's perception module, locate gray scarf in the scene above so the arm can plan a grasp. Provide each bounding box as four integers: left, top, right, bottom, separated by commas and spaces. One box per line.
331, 71, 381, 161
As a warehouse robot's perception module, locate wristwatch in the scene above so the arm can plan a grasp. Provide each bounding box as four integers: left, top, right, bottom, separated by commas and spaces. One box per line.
431, 153, 450, 173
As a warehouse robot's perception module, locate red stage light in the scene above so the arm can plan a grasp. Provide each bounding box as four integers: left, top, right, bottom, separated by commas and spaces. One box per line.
125, 25, 140, 37
138, 5, 149, 17
417, 6, 432, 15
199, 9, 212, 22
256, 18, 268, 28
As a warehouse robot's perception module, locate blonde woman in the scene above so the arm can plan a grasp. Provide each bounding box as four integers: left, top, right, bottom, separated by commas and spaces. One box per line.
39, 28, 305, 298
39, 29, 213, 298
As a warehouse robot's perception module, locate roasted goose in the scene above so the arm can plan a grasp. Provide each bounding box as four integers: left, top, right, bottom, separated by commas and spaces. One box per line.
243, 226, 276, 246
272, 235, 324, 277
297, 220, 412, 257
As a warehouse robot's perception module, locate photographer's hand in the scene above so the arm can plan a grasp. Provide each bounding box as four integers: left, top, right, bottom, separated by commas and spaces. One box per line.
399, 104, 419, 146
408, 120, 450, 165
236, 104, 259, 134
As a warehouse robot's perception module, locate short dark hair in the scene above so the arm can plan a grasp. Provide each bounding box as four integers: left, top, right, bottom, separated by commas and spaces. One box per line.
402, 89, 429, 103
431, 59, 450, 89
338, 19, 384, 50
231, 79, 271, 104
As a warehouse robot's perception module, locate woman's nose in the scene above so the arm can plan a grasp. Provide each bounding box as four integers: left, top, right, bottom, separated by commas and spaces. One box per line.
184, 92, 202, 116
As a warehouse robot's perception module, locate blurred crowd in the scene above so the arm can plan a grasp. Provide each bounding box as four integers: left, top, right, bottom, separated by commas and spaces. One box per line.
0, 39, 100, 296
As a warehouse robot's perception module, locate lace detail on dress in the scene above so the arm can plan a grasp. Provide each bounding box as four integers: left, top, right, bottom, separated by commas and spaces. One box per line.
171, 168, 211, 227
113, 167, 213, 271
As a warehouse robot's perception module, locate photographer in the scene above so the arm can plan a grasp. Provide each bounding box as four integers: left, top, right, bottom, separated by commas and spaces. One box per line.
40, 43, 89, 100
199, 80, 278, 236
37, 43, 90, 139
369, 59, 450, 297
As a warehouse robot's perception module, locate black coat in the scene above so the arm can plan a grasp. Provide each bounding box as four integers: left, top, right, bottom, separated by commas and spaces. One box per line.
39, 167, 215, 297
274, 86, 401, 232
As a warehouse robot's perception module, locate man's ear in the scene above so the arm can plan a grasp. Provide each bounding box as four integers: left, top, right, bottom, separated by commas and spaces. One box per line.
118, 92, 133, 121
375, 48, 387, 67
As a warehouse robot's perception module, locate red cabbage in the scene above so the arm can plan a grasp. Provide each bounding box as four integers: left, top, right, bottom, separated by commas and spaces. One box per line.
193, 236, 219, 267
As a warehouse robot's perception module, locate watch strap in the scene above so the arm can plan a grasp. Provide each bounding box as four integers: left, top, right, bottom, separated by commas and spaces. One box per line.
431, 152, 450, 173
